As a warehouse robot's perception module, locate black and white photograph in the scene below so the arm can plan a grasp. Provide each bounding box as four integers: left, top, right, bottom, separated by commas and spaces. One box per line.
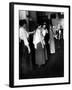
9, 2, 70, 87
19, 10, 64, 79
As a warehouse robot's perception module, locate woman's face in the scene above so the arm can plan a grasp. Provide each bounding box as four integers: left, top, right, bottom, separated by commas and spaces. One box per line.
38, 25, 41, 29
23, 24, 26, 28
43, 24, 46, 29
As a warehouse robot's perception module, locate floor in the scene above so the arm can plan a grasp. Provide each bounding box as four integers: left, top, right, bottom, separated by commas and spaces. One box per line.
19, 39, 64, 79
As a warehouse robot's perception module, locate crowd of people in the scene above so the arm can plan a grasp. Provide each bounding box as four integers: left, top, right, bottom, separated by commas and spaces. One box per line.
19, 19, 63, 75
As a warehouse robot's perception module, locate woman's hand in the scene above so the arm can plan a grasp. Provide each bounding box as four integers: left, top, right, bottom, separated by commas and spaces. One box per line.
27, 45, 31, 54
28, 47, 31, 54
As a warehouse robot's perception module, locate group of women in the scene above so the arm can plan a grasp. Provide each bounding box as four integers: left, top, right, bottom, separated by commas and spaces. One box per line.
19, 19, 55, 74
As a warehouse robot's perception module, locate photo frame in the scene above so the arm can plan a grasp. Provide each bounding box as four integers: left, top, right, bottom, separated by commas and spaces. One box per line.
9, 2, 70, 87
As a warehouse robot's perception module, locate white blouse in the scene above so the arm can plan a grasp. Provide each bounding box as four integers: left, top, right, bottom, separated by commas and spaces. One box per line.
33, 29, 44, 49
42, 28, 48, 37
19, 27, 29, 47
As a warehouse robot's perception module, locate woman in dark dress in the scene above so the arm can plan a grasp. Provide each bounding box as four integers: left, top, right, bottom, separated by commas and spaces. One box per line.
41, 23, 48, 61
19, 20, 31, 75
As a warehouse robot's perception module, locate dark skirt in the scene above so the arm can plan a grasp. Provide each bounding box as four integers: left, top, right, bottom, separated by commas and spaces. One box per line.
35, 42, 45, 66
44, 45, 48, 61
19, 40, 32, 75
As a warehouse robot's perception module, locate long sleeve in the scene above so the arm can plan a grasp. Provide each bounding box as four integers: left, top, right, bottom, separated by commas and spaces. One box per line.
19, 27, 29, 47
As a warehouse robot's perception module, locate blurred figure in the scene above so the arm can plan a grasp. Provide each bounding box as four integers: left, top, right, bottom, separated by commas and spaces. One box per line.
57, 24, 64, 48
57, 24, 62, 40
48, 25, 55, 54
60, 25, 64, 40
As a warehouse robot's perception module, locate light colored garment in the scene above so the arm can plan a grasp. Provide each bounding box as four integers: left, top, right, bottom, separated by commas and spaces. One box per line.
59, 30, 61, 40
33, 29, 44, 49
19, 27, 29, 47
42, 28, 48, 37
49, 30, 55, 54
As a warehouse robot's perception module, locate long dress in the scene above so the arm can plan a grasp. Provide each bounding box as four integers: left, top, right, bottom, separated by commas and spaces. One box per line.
49, 30, 55, 54
42, 28, 48, 61
35, 42, 45, 66
19, 27, 31, 75
33, 29, 45, 67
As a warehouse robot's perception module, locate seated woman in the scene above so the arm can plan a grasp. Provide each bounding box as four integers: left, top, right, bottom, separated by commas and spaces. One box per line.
33, 24, 45, 68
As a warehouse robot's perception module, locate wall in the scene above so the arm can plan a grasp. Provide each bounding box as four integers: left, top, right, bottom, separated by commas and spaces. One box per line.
19, 11, 27, 20
29, 11, 37, 23
52, 18, 64, 27
19, 11, 29, 31
45, 12, 64, 28
19, 10, 64, 29
52, 14, 64, 29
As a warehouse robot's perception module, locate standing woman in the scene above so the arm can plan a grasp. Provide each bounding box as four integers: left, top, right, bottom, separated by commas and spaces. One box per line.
41, 23, 48, 61
19, 19, 31, 75
33, 24, 45, 68
49, 25, 55, 54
